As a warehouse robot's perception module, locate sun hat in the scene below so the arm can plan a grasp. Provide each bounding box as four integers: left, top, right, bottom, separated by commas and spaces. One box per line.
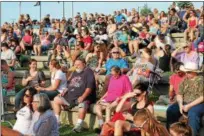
179, 62, 201, 73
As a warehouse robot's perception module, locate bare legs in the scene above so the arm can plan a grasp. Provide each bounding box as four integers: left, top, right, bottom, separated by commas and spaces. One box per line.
33, 44, 42, 56
114, 120, 131, 136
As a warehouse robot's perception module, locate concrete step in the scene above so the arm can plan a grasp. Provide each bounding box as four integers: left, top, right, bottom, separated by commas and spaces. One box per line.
31, 56, 48, 62
59, 104, 167, 129
14, 70, 51, 78
172, 37, 185, 43
171, 33, 184, 38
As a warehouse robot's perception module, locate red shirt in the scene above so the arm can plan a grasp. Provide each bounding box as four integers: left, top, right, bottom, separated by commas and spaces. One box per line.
82, 36, 92, 46
169, 74, 185, 94
23, 35, 32, 44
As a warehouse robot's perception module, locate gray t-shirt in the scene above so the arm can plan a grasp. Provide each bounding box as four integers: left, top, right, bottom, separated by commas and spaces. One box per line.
23, 70, 46, 86
129, 58, 155, 83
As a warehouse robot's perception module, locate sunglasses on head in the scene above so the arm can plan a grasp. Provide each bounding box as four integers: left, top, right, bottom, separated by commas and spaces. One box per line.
133, 119, 149, 129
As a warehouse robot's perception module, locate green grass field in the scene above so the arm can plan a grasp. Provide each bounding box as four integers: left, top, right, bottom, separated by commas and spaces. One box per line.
1, 121, 97, 136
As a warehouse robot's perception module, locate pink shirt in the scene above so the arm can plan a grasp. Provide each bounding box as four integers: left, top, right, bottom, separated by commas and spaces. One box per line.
23, 35, 32, 44
104, 75, 132, 102
169, 74, 185, 94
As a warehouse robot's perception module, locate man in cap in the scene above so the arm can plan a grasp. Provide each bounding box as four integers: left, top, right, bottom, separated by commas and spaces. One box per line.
166, 62, 204, 136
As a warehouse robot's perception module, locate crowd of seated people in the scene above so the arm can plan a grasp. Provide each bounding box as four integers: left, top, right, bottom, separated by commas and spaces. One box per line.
1, 2, 204, 136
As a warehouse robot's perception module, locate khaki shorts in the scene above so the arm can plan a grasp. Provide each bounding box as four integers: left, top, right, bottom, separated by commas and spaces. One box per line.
59, 96, 90, 110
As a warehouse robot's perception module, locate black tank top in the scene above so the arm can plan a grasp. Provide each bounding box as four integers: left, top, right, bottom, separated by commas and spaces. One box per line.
130, 102, 151, 116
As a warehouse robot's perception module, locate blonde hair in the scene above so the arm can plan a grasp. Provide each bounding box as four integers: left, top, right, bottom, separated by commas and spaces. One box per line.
133, 109, 169, 136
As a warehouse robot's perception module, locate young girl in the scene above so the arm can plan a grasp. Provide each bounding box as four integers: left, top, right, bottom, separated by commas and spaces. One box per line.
133, 109, 169, 136
170, 119, 193, 136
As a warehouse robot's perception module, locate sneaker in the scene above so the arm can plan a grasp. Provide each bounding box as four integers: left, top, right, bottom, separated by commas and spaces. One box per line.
72, 123, 83, 133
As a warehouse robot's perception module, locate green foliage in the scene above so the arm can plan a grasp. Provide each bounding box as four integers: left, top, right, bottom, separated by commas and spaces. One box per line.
140, 4, 152, 17
176, 2, 193, 9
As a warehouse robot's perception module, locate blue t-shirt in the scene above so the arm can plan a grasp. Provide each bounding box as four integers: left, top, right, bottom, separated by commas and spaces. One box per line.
118, 33, 128, 44
105, 58, 128, 75
115, 14, 125, 23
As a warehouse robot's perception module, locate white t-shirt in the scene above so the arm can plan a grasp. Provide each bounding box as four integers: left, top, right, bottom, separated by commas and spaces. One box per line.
1, 49, 16, 65
13, 106, 33, 135
154, 36, 175, 50
26, 111, 40, 135
51, 70, 67, 93
127, 16, 133, 22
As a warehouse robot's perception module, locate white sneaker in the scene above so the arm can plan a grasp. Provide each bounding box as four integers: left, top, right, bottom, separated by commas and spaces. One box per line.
72, 123, 83, 133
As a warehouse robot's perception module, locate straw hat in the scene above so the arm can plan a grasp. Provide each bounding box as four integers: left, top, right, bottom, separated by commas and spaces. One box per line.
179, 62, 201, 73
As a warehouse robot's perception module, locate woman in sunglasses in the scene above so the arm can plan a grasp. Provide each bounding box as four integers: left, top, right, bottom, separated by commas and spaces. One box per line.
1, 87, 38, 136
171, 41, 200, 66
133, 108, 169, 136
113, 83, 153, 136
99, 83, 153, 136
183, 10, 198, 42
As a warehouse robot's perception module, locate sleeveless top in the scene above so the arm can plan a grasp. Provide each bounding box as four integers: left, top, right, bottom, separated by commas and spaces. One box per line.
189, 19, 196, 28
130, 101, 151, 116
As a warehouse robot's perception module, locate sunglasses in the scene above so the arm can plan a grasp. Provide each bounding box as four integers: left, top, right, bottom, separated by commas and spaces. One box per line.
133, 119, 149, 129
183, 46, 189, 49
32, 100, 39, 103
112, 52, 120, 54
135, 93, 142, 97
24, 94, 31, 98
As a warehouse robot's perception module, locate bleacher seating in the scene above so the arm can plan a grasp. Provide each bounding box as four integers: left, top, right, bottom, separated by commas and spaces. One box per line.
6, 33, 202, 129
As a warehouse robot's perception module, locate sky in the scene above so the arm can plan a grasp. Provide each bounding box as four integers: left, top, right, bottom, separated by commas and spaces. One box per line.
1, 1, 203, 24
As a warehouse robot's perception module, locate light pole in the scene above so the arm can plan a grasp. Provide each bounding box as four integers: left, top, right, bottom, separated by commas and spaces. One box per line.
40, 3, 42, 22
63, 1, 65, 18
19, 2, 21, 16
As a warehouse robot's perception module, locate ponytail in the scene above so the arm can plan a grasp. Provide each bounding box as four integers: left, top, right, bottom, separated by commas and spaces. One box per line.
170, 117, 193, 136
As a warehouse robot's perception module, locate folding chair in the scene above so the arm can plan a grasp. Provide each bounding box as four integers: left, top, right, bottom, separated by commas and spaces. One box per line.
147, 59, 163, 94
147, 70, 162, 94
